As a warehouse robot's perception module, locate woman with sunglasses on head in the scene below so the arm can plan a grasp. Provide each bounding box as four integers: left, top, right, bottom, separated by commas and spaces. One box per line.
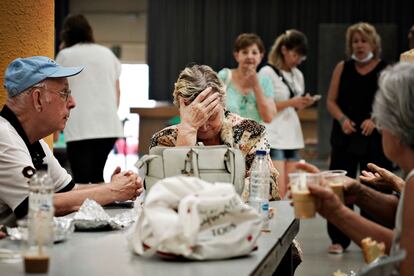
259, 30, 315, 199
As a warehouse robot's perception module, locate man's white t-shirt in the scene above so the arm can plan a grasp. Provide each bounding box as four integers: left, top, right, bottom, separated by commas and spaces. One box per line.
0, 114, 72, 226
56, 43, 123, 142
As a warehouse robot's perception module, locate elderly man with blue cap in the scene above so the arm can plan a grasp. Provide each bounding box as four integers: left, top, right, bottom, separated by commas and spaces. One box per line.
0, 56, 143, 226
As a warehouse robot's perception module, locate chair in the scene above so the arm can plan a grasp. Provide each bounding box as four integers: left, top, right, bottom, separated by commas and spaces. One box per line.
357, 250, 406, 276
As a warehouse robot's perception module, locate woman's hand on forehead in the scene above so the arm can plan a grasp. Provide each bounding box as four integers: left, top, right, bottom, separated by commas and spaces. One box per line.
193, 87, 213, 103
178, 87, 221, 131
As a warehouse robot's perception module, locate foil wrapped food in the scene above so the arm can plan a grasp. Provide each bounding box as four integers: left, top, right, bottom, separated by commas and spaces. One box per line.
72, 199, 137, 230
7, 217, 74, 243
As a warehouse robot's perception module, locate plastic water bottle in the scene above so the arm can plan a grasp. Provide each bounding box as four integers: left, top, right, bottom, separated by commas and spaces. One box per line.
25, 164, 54, 273
248, 150, 270, 232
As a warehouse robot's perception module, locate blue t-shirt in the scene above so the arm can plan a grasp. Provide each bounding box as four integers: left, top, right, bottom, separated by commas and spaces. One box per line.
218, 68, 274, 123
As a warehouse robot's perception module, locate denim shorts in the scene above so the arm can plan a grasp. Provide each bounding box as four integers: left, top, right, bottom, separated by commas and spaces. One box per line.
269, 148, 301, 161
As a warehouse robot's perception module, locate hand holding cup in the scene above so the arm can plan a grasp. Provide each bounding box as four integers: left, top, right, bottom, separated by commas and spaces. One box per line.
289, 173, 319, 219
321, 170, 347, 203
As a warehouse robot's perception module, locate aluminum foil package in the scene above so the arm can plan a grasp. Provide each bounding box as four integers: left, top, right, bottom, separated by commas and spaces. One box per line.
7, 217, 74, 243
73, 199, 137, 230
54, 217, 75, 242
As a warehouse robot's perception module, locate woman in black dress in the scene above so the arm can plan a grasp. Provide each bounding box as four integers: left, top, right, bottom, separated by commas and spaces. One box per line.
326, 22, 393, 254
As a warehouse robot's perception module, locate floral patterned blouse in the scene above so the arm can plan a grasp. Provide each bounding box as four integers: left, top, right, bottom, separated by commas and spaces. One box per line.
150, 111, 280, 201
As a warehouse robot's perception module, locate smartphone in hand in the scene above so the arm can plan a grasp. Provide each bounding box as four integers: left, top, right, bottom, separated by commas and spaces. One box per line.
312, 94, 322, 101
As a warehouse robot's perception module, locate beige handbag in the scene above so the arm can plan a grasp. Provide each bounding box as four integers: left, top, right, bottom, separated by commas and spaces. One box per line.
135, 146, 245, 195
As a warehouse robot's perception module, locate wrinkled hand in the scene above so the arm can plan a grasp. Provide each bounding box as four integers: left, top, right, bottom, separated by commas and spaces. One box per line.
110, 168, 143, 201
360, 119, 375, 136
111, 166, 122, 180
360, 163, 404, 193
343, 177, 363, 204
285, 162, 320, 199
308, 183, 343, 220
342, 118, 357, 135
179, 87, 221, 132
244, 68, 260, 88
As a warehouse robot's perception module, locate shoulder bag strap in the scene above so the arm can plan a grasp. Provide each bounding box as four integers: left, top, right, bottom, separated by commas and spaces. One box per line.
267, 63, 295, 99
225, 148, 245, 195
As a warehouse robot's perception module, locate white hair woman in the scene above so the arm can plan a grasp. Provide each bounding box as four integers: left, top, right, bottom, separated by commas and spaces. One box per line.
306, 62, 414, 276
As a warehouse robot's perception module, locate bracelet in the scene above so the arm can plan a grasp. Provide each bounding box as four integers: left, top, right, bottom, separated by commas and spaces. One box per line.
338, 115, 348, 126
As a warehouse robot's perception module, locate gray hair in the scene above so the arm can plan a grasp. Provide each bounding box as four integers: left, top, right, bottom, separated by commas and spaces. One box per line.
373, 62, 414, 149
7, 81, 48, 110
173, 64, 226, 107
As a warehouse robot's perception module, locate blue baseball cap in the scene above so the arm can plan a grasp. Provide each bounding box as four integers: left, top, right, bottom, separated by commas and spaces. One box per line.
4, 56, 84, 97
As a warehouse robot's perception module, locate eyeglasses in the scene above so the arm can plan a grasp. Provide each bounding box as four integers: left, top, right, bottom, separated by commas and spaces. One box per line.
291, 51, 307, 62
39, 87, 72, 102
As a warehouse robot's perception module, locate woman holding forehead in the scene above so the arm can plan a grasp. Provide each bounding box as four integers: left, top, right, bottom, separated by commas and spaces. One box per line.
150, 64, 280, 201
149, 64, 313, 272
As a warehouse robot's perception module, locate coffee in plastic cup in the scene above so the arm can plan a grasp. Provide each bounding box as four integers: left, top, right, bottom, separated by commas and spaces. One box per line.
288, 173, 319, 219
24, 255, 49, 273
322, 170, 347, 203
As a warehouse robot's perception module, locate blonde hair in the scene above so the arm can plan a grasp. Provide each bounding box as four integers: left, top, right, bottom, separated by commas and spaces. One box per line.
173, 64, 226, 107
346, 22, 382, 58
268, 29, 308, 69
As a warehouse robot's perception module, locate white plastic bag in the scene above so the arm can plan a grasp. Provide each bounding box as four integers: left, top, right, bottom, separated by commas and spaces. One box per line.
130, 176, 261, 260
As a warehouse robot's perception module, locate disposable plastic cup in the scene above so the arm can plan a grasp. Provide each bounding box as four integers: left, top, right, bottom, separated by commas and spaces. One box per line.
288, 173, 319, 219
322, 170, 347, 203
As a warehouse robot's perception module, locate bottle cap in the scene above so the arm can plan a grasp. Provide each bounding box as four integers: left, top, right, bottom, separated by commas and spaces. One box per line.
255, 150, 267, 156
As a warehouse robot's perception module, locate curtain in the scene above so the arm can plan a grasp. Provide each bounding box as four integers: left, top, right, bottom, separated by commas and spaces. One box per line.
148, 0, 414, 101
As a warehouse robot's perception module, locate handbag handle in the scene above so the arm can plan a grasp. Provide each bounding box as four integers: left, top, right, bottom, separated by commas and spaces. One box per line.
227, 148, 245, 194
181, 149, 195, 176
188, 148, 236, 181
224, 149, 235, 183
135, 154, 159, 183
